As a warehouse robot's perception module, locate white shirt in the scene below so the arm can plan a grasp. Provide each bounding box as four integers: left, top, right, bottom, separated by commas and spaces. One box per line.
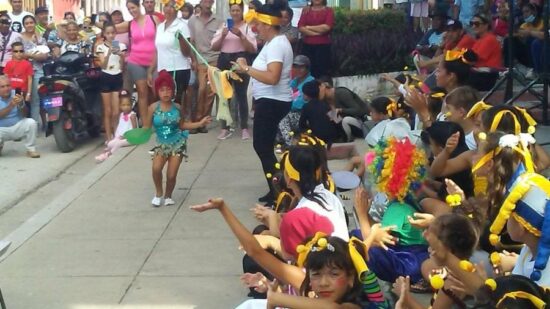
513, 245, 550, 287
251, 35, 292, 102
155, 18, 191, 71
295, 185, 349, 242
8, 11, 33, 33
465, 131, 477, 150
96, 42, 127, 75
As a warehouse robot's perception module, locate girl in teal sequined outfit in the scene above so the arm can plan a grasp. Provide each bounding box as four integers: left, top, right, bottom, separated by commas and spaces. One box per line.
144, 70, 211, 207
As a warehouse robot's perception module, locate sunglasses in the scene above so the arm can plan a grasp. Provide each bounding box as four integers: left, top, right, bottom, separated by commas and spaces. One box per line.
469, 21, 483, 27
0, 20, 11, 25
13, 50, 24, 53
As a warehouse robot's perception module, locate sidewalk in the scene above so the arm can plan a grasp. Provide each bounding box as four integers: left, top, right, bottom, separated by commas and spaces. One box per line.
0, 130, 266, 308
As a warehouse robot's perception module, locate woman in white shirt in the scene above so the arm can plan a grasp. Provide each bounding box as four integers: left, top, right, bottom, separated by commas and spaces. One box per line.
232, 0, 293, 204
147, 0, 191, 105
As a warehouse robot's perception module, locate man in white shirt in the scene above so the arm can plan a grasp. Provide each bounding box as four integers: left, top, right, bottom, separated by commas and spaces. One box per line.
8, 0, 33, 33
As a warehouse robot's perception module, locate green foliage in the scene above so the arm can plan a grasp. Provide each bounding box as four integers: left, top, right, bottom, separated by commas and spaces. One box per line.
333, 7, 409, 34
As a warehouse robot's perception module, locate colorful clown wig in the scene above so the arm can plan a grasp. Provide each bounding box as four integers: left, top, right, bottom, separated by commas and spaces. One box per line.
154, 70, 175, 98
366, 137, 427, 202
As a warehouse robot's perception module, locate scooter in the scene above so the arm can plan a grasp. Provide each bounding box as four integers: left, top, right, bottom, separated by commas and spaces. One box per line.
38, 51, 102, 153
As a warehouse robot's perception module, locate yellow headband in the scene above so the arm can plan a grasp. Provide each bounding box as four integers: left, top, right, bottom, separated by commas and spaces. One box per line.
244, 9, 280, 26
284, 152, 300, 181
496, 291, 547, 308
515, 106, 537, 134
466, 101, 491, 119
472, 133, 535, 174
296, 232, 329, 268
445, 49, 472, 64
490, 110, 521, 135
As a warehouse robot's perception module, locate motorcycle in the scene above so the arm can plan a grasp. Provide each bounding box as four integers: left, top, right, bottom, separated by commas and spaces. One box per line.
38, 51, 102, 153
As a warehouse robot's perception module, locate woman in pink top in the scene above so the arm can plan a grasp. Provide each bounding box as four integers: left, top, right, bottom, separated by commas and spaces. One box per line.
298, 0, 334, 77
211, 0, 257, 140
114, 0, 159, 122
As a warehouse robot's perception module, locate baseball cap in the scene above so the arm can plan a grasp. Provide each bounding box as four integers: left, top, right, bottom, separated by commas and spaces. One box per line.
447, 19, 463, 30
110, 5, 123, 15
35, 6, 48, 15
293, 55, 311, 68
279, 207, 334, 258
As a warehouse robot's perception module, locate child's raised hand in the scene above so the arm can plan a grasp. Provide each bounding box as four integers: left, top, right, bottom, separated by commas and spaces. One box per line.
445, 131, 460, 154
371, 223, 397, 250
392, 276, 410, 309
404, 87, 428, 113
445, 178, 466, 202
189, 198, 224, 212
251, 204, 274, 223
407, 212, 435, 229
266, 279, 281, 309
354, 186, 372, 214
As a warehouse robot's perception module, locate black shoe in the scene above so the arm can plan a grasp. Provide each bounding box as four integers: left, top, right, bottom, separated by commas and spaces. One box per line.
198, 127, 208, 133
189, 129, 198, 134
258, 192, 274, 203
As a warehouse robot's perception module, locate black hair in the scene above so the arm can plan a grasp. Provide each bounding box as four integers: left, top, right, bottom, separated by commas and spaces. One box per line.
317, 75, 334, 88
11, 41, 23, 49
256, 0, 285, 28
300, 237, 363, 303
302, 80, 320, 100
473, 13, 491, 28
432, 213, 478, 260
445, 85, 479, 112
443, 50, 477, 85
369, 96, 392, 114
249, 0, 262, 9
474, 275, 550, 308
427, 87, 446, 119
22, 14, 35, 25
286, 145, 327, 209
181, 3, 194, 16
64, 11, 76, 19
0, 12, 9, 19
119, 89, 132, 100
522, 3, 541, 18
127, 0, 141, 7
423, 121, 468, 156
98, 12, 112, 23
481, 105, 529, 134
194, 4, 201, 9
283, 6, 294, 20
102, 21, 116, 31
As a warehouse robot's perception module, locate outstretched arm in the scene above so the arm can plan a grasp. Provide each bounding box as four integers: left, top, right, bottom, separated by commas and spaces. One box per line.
190, 199, 305, 290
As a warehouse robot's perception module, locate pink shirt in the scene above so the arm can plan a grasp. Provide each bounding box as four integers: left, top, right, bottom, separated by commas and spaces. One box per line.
127, 16, 157, 66
114, 32, 129, 47
211, 23, 257, 54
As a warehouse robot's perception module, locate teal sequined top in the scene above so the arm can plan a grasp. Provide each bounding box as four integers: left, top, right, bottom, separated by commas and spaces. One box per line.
152, 103, 188, 145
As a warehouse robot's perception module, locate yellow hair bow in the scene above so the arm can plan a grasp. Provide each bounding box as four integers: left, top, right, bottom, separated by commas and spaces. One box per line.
161, 0, 185, 10
244, 9, 280, 26
445, 194, 462, 207
386, 98, 400, 117
445, 49, 472, 64
490, 110, 521, 135
229, 0, 242, 4
515, 107, 537, 134
296, 232, 330, 268
466, 101, 491, 119
496, 291, 547, 308
430, 92, 445, 99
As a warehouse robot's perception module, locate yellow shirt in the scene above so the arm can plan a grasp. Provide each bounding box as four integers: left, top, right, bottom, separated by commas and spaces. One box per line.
520, 20, 544, 31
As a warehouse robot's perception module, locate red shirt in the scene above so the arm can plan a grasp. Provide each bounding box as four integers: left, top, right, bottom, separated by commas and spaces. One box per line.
4, 59, 33, 92
492, 18, 508, 37
151, 12, 165, 23
472, 32, 502, 68
443, 33, 476, 51
298, 7, 334, 45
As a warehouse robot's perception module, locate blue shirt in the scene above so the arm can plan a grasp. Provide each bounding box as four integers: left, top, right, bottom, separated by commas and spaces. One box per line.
455, 0, 483, 25
290, 74, 315, 111
0, 91, 20, 128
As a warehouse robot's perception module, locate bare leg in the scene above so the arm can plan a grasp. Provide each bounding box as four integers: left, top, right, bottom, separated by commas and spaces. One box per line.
326, 143, 359, 160
135, 80, 149, 123
165, 155, 183, 198
101, 92, 113, 141
152, 155, 168, 197
111, 92, 120, 134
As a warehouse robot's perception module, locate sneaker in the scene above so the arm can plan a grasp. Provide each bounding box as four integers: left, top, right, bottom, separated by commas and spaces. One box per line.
189, 129, 198, 134
198, 127, 208, 133
217, 129, 232, 140
242, 128, 250, 140
164, 198, 175, 206
26, 150, 40, 158
151, 196, 162, 207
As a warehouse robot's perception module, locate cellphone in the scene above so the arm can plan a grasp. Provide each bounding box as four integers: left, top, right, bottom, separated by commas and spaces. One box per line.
226, 18, 234, 30
15, 88, 21, 96
112, 40, 120, 50
91, 14, 97, 25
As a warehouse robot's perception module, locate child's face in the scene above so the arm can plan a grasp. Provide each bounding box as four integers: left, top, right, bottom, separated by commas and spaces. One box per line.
506, 214, 525, 242
120, 99, 132, 114
370, 110, 386, 123
309, 265, 353, 302
423, 224, 448, 266
12, 45, 24, 60
103, 26, 116, 42
158, 86, 173, 102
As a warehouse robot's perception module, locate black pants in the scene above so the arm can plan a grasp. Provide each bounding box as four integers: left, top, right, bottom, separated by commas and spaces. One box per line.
168, 69, 191, 104
253, 98, 291, 194
301, 43, 331, 78
221, 74, 250, 130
